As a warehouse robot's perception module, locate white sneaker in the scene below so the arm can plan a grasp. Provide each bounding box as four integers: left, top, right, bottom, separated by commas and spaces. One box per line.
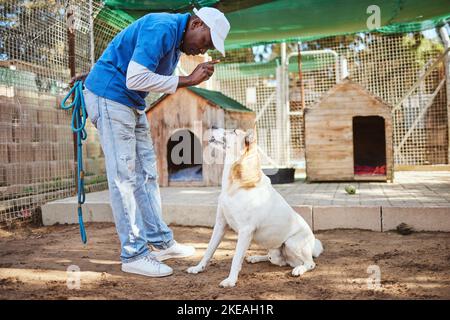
121, 254, 173, 277
152, 241, 196, 261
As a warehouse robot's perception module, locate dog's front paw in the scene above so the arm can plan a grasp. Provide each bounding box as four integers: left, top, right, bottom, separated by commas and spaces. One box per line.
292, 266, 307, 276
186, 265, 205, 274
219, 277, 237, 288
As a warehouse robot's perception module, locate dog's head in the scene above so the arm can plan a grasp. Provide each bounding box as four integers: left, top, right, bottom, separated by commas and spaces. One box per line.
208, 126, 261, 189
208, 127, 256, 163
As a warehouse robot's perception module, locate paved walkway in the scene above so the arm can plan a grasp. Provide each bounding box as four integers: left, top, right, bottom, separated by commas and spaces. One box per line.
161, 171, 450, 207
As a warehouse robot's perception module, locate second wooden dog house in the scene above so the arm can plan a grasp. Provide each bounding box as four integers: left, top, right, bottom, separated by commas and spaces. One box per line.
146, 87, 255, 187
304, 78, 393, 182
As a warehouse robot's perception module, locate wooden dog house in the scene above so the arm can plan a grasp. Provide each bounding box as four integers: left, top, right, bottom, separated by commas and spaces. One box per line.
304, 78, 394, 182
146, 87, 255, 187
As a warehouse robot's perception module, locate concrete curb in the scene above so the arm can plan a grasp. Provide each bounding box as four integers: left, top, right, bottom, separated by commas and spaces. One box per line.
382, 207, 450, 232
313, 206, 381, 231
42, 201, 450, 232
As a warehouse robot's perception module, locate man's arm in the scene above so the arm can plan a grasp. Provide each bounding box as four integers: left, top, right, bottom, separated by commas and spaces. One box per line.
126, 61, 179, 93
126, 59, 220, 94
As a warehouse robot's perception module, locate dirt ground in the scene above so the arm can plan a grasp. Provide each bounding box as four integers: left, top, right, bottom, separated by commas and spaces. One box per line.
0, 222, 449, 300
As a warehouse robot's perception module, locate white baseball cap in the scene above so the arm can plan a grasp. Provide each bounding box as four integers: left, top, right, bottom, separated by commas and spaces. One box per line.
193, 7, 230, 56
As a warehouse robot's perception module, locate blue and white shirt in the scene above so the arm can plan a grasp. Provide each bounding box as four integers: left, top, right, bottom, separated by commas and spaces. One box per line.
85, 12, 190, 110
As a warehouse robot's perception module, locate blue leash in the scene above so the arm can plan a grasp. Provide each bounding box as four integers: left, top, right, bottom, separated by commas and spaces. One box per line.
61, 80, 88, 244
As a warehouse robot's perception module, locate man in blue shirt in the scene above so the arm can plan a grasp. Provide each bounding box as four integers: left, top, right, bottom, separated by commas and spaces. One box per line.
81, 7, 230, 277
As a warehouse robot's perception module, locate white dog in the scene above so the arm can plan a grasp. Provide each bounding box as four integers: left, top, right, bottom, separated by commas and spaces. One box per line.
187, 128, 323, 288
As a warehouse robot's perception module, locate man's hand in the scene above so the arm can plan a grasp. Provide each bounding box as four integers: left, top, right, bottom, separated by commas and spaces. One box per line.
69, 72, 89, 86
178, 60, 220, 88
189, 60, 219, 85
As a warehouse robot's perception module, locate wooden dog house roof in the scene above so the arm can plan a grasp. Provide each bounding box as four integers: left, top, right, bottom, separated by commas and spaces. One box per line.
307, 77, 392, 111
148, 87, 254, 113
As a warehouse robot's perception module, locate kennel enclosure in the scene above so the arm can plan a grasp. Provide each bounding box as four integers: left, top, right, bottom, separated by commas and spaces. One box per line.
0, 0, 448, 224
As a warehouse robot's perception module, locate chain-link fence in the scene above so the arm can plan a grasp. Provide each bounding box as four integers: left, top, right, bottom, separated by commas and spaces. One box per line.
0, 0, 111, 226
210, 32, 448, 168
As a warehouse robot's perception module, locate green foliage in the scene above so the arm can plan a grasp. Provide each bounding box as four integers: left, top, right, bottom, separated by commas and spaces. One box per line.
402, 33, 444, 68
22, 186, 35, 194
85, 175, 107, 186
209, 47, 254, 63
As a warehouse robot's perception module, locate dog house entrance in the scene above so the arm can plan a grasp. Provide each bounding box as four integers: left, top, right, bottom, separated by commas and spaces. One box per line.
353, 116, 386, 177
167, 129, 203, 184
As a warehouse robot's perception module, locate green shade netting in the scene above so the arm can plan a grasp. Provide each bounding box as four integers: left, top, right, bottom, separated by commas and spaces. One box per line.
101, 0, 450, 48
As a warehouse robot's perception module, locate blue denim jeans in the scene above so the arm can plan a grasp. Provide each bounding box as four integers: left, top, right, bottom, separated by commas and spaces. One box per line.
83, 88, 174, 263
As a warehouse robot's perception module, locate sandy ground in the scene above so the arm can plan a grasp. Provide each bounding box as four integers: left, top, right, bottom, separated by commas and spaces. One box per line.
0, 223, 449, 300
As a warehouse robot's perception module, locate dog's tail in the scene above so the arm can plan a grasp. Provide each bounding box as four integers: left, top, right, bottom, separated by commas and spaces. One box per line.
312, 238, 323, 258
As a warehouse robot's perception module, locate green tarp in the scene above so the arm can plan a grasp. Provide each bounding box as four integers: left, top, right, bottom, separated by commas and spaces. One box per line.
101, 0, 450, 48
